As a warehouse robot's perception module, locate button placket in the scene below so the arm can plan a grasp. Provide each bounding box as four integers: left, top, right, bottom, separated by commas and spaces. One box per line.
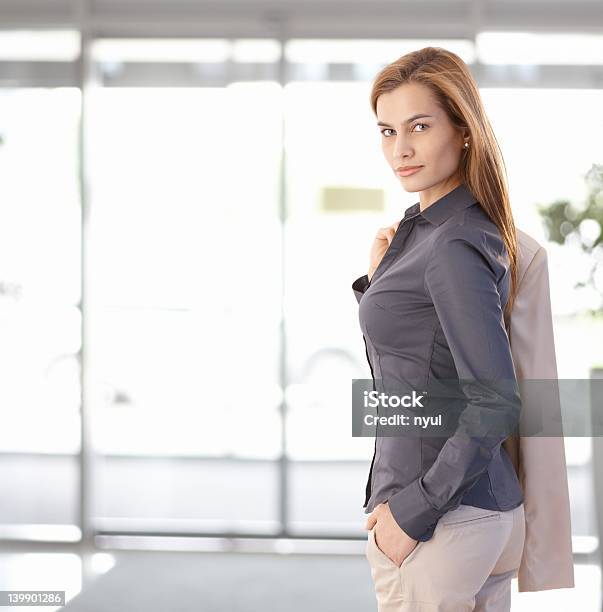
362, 334, 378, 508
362, 209, 421, 510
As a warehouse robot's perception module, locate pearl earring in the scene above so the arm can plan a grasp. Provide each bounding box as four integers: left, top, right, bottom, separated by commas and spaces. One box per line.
464, 142, 469, 148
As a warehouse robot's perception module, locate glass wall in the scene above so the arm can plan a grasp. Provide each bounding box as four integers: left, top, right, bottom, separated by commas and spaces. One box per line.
0, 91, 81, 536
0, 31, 597, 553
88, 40, 283, 534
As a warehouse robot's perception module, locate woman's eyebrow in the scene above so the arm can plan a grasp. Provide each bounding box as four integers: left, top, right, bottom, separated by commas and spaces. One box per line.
377, 113, 434, 127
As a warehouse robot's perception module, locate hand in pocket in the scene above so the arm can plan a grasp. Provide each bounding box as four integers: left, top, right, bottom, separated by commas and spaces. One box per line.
366, 501, 419, 567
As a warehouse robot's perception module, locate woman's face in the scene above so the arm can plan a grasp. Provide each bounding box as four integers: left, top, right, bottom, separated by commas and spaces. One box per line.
376, 81, 467, 208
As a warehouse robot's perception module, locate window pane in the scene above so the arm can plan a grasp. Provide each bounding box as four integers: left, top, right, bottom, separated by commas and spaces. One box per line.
0, 87, 81, 535
87, 75, 283, 532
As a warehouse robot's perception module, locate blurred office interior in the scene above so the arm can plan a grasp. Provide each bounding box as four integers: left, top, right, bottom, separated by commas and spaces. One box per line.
0, 0, 603, 610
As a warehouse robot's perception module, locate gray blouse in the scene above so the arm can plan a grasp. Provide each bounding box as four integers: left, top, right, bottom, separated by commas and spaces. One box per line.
352, 182, 524, 542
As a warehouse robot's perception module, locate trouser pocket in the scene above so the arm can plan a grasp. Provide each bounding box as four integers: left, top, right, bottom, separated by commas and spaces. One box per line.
439, 504, 502, 528
365, 528, 405, 610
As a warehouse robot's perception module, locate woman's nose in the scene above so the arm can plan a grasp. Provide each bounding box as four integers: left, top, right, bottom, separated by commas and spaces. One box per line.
393, 136, 411, 160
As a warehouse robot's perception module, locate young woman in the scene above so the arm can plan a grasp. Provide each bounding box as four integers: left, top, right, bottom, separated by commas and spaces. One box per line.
353, 47, 525, 611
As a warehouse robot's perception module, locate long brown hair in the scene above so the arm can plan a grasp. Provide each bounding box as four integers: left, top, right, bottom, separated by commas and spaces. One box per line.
370, 46, 518, 327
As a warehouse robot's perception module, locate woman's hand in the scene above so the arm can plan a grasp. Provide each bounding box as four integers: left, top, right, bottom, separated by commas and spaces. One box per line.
366, 501, 419, 567
368, 221, 401, 281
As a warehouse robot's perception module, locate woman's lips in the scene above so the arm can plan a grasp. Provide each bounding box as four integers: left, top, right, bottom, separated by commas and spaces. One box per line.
396, 165, 424, 177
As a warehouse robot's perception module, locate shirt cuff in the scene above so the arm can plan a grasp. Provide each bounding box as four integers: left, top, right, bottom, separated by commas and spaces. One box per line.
352, 274, 371, 303
387, 478, 445, 542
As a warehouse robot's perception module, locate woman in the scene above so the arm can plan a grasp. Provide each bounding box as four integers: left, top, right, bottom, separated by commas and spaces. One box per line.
353, 47, 525, 611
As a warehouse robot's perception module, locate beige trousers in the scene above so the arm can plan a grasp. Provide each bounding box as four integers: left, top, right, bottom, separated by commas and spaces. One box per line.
365, 503, 525, 611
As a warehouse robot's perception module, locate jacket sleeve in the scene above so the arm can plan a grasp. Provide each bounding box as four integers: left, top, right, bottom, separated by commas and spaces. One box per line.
387, 226, 522, 541
352, 274, 371, 303
507, 244, 575, 591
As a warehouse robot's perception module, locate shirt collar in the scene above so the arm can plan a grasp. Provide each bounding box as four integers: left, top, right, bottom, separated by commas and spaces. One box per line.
402, 182, 479, 227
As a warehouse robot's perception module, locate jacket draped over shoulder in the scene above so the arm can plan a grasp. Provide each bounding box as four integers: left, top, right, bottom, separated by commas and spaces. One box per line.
502, 228, 575, 592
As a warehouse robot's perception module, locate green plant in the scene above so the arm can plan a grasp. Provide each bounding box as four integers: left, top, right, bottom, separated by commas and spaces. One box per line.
537, 163, 603, 315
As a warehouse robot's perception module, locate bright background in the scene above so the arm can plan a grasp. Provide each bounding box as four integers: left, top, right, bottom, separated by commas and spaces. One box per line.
0, 7, 601, 610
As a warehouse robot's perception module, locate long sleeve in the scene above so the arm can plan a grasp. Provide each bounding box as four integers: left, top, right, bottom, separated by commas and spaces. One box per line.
387, 226, 522, 541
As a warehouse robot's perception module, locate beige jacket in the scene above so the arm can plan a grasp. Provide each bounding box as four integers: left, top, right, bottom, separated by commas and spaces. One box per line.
502, 228, 575, 592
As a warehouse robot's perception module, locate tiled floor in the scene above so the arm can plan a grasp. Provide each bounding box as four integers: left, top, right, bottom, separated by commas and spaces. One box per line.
0, 549, 600, 611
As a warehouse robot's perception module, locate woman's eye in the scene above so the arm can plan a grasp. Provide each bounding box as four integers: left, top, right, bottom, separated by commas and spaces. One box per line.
380, 123, 428, 137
